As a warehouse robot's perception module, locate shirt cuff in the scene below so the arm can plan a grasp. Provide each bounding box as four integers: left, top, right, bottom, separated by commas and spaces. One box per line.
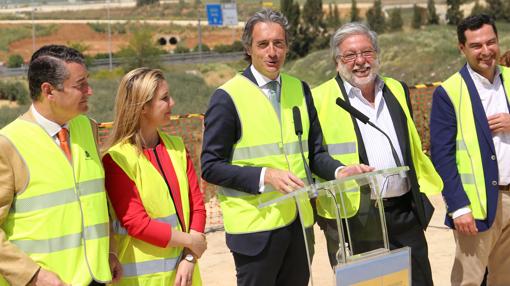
259, 167, 267, 193
451, 206, 471, 219
334, 166, 345, 179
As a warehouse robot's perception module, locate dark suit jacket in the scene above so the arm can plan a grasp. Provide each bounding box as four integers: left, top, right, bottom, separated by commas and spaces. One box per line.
430, 64, 503, 231
201, 67, 342, 255
335, 74, 434, 230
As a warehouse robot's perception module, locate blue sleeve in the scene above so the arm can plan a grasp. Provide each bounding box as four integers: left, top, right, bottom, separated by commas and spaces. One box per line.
430, 86, 471, 212
200, 89, 262, 194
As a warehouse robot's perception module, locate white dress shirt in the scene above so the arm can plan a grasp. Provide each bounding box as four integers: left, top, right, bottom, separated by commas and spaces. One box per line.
343, 77, 409, 198
452, 65, 510, 219
31, 105, 69, 146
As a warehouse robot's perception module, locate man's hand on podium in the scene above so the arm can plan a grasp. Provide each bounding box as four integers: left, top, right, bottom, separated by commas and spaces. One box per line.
265, 168, 305, 194
336, 164, 374, 179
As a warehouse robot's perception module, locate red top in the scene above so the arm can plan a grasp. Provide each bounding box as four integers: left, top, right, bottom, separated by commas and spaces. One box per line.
103, 140, 206, 248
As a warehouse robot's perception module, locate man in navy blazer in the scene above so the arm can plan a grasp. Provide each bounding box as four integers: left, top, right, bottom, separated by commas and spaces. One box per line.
201, 9, 371, 286
430, 14, 510, 285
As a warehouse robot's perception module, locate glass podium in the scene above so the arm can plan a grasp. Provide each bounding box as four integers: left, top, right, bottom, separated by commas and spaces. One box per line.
259, 166, 412, 286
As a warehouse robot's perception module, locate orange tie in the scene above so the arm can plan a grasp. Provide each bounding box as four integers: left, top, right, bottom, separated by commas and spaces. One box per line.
57, 127, 72, 162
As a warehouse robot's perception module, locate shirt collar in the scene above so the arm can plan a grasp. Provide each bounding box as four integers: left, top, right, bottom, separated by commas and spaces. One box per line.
250, 65, 281, 87
466, 63, 501, 87
31, 105, 68, 138
341, 75, 385, 102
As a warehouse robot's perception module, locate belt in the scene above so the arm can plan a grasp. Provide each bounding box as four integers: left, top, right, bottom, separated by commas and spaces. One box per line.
373, 191, 412, 209
499, 185, 510, 192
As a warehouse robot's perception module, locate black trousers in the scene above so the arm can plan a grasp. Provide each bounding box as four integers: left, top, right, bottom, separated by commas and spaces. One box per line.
317, 193, 433, 286
89, 281, 105, 286
232, 218, 313, 286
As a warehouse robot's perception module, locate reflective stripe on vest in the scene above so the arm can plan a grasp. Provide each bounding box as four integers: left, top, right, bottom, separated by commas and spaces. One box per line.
326, 142, 357, 156
12, 222, 108, 253
11, 179, 104, 213
233, 141, 308, 161
0, 115, 111, 285
107, 132, 201, 285
123, 256, 181, 277
112, 214, 178, 235
218, 73, 314, 234
441, 66, 510, 219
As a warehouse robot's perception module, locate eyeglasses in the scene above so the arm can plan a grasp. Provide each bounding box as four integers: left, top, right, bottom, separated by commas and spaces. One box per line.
338, 50, 376, 62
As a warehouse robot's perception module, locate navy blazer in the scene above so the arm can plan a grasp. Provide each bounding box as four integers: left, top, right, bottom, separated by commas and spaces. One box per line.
201, 67, 342, 256
335, 75, 434, 229
430, 64, 506, 231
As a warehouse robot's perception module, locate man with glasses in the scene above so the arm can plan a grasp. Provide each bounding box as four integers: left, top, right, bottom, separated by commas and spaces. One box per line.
431, 14, 510, 285
312, 22, 441, 286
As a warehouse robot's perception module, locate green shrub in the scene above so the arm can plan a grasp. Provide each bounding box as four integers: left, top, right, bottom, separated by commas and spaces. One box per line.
0, 105, 29, 128
192, 43, 210, 52
0, 81, 30, 105
7, 54, 24, 68
231, 41, 244, 52
174, 44, 190, 54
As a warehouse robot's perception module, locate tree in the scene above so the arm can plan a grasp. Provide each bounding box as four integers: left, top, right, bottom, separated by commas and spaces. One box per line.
117, 28, 165, 71
412, 4, 423, 29
388, 8, 403, 31
327, 2, 342, 28
350, 0, 361, 22
486, 0, 504, 19
504, 1, 510, 21
302, 0, 329, 50
446, 0, 463, 25
136, 0, 158, 7
7, 54, 24, 68
427, 0, 439, 24
366, 0, 386, 34
67, 41, 93, 66
471, 0, 486, 16
281, 0, 302, 59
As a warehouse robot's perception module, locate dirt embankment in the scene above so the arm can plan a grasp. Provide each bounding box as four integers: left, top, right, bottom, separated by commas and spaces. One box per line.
4, 23, 241, 62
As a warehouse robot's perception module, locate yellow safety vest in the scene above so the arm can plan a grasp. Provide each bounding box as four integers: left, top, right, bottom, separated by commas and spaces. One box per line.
0, 115, 111, 285
107, 132, 201, 286
218, 73, 314, 234
441, 66, 510, 220
313, 77, 443, 219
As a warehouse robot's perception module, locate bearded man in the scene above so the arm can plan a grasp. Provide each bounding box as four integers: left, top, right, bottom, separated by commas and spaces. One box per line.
311, 22, 442, 286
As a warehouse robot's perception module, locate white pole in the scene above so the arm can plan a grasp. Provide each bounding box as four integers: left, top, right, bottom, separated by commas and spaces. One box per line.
31, 1, 35, 52
107, 0, 113, 71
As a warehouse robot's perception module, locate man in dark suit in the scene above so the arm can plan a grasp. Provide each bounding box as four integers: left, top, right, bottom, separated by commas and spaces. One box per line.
201, 9, 372, 286
431, 14, 510, 285
312, 22, 442, 286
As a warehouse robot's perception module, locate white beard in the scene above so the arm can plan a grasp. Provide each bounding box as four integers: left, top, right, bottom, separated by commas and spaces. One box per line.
337, 59, 380, 88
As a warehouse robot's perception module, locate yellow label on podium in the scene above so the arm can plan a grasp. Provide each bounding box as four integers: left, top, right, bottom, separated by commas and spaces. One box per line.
352, 269, 409, 286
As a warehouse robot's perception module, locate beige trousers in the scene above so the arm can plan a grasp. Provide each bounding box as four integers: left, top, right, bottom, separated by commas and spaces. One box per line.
451, 192, 510, 286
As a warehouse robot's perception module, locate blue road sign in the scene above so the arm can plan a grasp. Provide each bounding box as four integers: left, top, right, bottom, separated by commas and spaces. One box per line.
206, 4, 223, 26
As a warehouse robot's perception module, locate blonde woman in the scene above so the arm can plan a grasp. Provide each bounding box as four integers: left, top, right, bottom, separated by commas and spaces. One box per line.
103, 68, 206, 286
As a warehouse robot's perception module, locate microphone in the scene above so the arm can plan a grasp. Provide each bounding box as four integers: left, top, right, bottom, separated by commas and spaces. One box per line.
292, 106, 315, 192
292, 106, 303, 135
335, 97, 369, 124
335, 98, 402, 167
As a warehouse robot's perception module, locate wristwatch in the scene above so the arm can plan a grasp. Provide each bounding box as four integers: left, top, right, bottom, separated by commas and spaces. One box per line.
184, 254, 196, 263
